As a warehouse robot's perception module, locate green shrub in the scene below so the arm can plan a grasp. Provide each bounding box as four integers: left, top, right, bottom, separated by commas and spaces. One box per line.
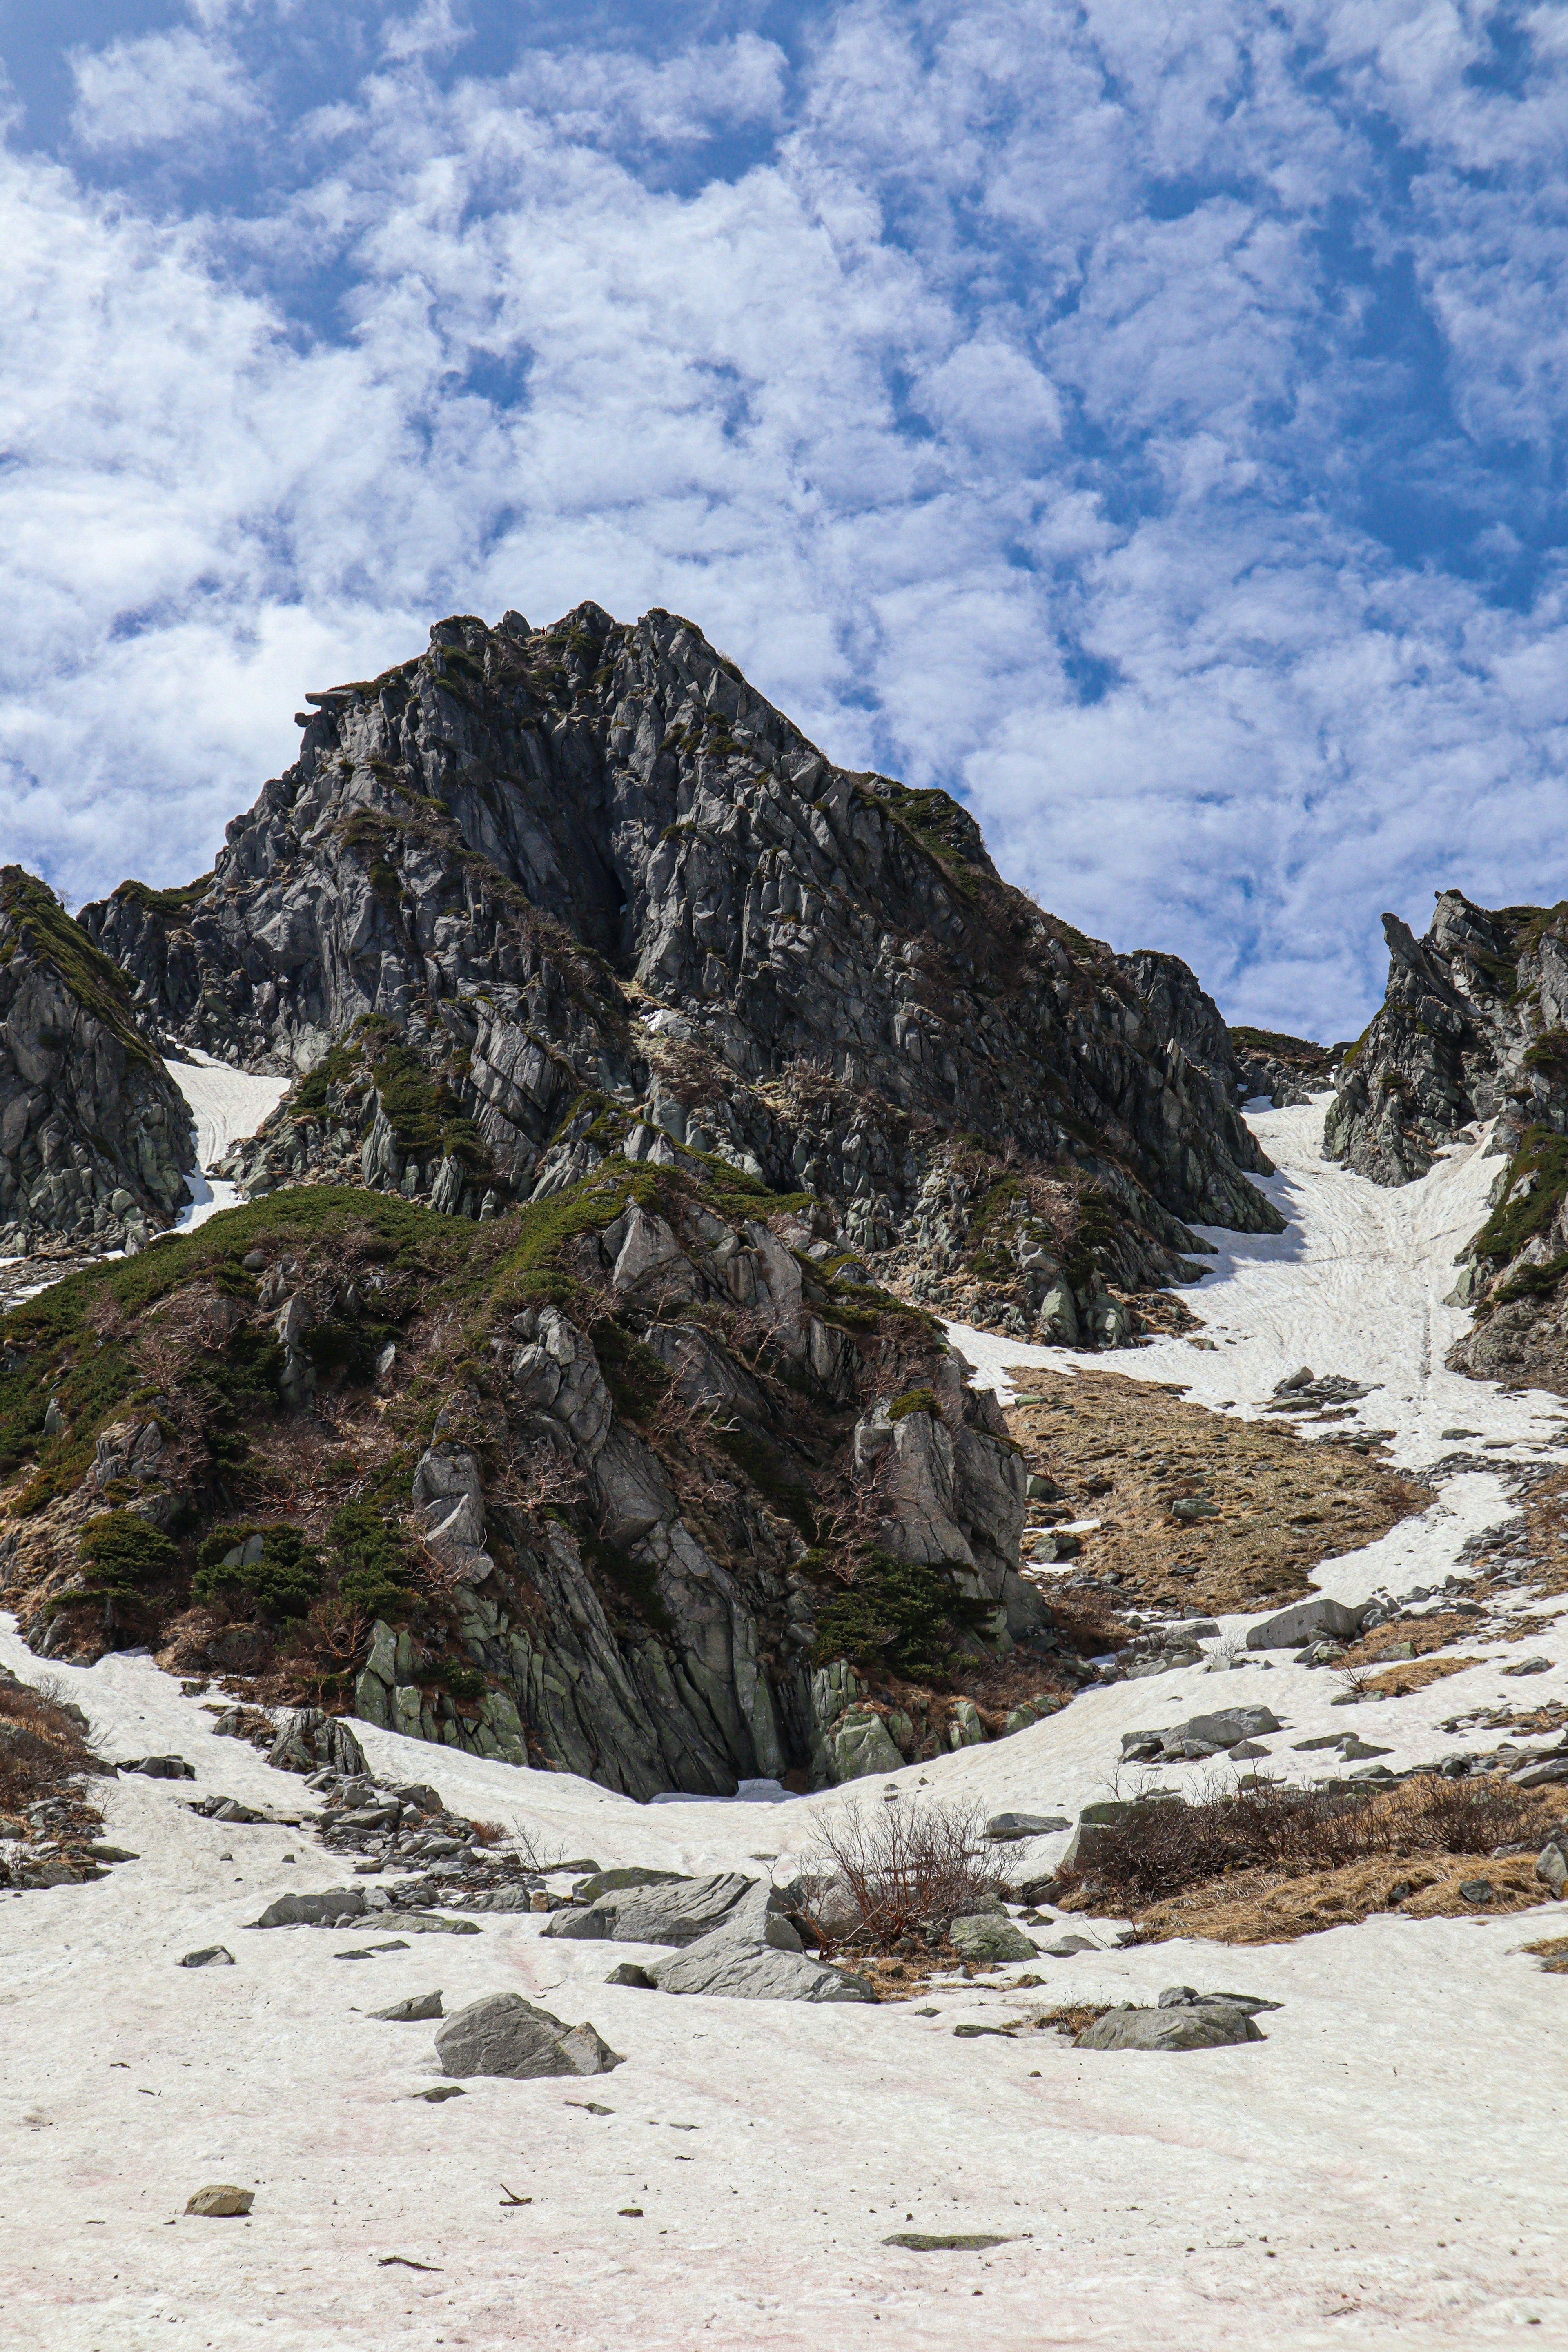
887, 1387, 937, 1423
813, 1552, 992, 1684
193, 1523, 322, 1621
78, 1511, 177, 1595
329, 1501, 416, 1623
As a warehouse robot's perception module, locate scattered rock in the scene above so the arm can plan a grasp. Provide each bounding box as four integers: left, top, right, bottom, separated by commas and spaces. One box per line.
653, 1881, 874, 2002
251, 1887, 367, 1929
1076, 2002, 1265, 2051
178, 1946, 235, 1969
1536, 1844, 1568, 1896
434, 1993, 624, 2080
1040, 1932, 1099, 1957
120, 1755, 196, 1781
1457, 1879, 1495, 1905
604, 1961, 657, 1989
1246, 1596, 1370, 1650
885, 2232, 1020, 2251
948, 1915, 1037, 1965
268, 1709, 367, 1778
985, 1813, 1070, 1842
413, 2084, 465, 2103
185, 2186, 254, 2217
372, 1992, 445, 2021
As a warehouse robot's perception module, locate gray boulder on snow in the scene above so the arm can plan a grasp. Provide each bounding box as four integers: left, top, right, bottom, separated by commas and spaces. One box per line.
267, 1708, 368, 1778
371, 1991, 445, 2021
251, 1887, 366, 1929
434, 1993, 623, 2079
1077, 1996, 1267, 2052
1246, 1597, 1370, 1650
653, 1881, 874, 2003
985, 1812, 1071, 1842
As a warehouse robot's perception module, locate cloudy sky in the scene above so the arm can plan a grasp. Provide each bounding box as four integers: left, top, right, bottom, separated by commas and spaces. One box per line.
1, 1, 1565, 1040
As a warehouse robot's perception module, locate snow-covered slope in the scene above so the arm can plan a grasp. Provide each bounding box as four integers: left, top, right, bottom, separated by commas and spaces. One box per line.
163, 1052, 290, 1235
2, 1102, 1566, 2348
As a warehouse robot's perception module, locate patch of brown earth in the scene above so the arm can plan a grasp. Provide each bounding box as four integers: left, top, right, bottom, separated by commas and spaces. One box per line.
1348, 1656, 1482, 1698
1001, 1365, 1428, 1617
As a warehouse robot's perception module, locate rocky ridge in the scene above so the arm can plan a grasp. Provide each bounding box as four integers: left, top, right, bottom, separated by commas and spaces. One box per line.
0, 867, 192, 1257
78, 600, 1283, 1344
1323, 891, 1568, 1391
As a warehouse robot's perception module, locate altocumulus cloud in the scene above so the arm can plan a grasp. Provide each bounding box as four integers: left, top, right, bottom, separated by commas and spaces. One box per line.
0, 0, 1565, 1040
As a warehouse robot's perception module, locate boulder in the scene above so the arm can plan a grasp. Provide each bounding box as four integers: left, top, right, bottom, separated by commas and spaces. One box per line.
1076, 2002, 1265, 2052
177, 1945, 235, 1968
1536, 1843, 1568, 1897
1245, 1597, 1369, 1650
985, 1812, 1070, 1842
826, 1709, 906, 1782
122, 1755, 196, 1780
267, 1708, 367, 1778
571, 1867, 686, 1905
540, 1907, 611, 1942
597, 1873, 757, 1947
653, 1883, 873, 2003
434, 1992, 624, 2079
251, 1887, 367, 1929
948, 1915, 1036, 1964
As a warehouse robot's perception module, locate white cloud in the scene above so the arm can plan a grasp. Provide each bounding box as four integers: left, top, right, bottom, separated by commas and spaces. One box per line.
2, 0, 1566, 1045
69, 27, 261, 152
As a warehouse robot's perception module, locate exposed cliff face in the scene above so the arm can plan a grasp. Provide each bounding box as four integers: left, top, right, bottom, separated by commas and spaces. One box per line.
0, 867, 192, 1257
1323, 889, 1568, 1392
0, 1157, 1093, 1797
81, 601, 1282, 1347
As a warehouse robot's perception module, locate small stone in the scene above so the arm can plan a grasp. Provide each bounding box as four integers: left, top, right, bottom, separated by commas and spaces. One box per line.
1076, 2005, 1264, 2052
185, 2185, 254, 2216
372, 1992, 444, 2021
1457, 1879, 1494, 1904
413, 2084, 466, 2102
603, 1962, 656, 1989
884, 2232, 1020, 2251
122, 1756, 196, 1781
178, 1946, 235, 1969
1536, 1845, 1568, 1896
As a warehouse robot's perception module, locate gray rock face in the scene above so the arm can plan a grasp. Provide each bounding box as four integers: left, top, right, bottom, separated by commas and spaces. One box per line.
434, 1992, 623, 2079
78, 605, 1280, 1305
1322, 893, 1568, 1394
0, 865, 192, 1255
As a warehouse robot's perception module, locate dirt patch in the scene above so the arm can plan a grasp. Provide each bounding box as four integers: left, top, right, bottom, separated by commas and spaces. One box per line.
1002, 1366, 1428, 1617
1341, 1612, 1480, 1666
1125, 1852, 1559, 1944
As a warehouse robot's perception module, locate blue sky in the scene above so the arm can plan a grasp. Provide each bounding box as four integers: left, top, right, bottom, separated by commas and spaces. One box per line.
1, 0, 1565, 1040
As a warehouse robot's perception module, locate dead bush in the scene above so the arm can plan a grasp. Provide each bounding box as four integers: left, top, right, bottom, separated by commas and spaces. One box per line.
1067, 1770, 1559, 1910
799, 1795, 991, 1947
0, 1672, 107, 1815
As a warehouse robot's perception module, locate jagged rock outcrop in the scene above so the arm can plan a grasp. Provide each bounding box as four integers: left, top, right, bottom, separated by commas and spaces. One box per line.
1227, 1026, 1338, 1110
80, 601, 1282, 1345
0, 867, 191, 1256
1323, 890, 1568, 1392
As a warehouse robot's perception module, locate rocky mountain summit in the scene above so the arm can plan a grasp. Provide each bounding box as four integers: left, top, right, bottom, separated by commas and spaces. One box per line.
79, 600, 1282, 1343
1324, 889, 1568, 1391
0, 866, 191, 1259
0, 600, 1301, 1801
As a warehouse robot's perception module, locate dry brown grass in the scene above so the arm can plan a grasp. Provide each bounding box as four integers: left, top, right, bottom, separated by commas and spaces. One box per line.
1000, 1367, 1426, 1617
1356, 1656, 1482, 1697
1127, 1852, 1557, 1944
1341, 1612, 1478, 1666
1059, 1770, 1561, 1921
1521, 1933, 1568, 1972
0, 1673, 107, 1817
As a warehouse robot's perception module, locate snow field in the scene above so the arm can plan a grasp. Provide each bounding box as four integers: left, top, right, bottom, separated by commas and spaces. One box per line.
0, 1102, 1565, 2345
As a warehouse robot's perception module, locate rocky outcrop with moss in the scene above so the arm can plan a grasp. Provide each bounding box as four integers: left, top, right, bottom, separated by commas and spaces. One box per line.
1322, 889, 1568, 1391
79, 601, 1282, 1346
0, 866, 192, 1257
0, 1153, 1109, 1795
